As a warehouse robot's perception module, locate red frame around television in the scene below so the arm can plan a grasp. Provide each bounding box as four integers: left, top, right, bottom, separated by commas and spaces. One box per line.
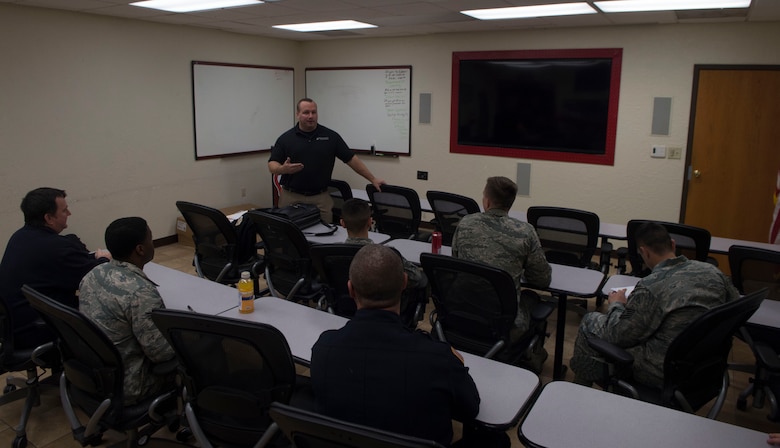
450, 48, 622, 166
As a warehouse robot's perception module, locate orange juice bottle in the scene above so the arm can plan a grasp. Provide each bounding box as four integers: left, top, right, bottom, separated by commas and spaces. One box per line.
237, 271, 254, 313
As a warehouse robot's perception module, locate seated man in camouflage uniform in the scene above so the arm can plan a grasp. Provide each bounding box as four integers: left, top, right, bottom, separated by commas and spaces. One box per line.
79, 217, 176, 404
451, 176, 551, 334
570, 221, 740, 387
341, 198, 428, 291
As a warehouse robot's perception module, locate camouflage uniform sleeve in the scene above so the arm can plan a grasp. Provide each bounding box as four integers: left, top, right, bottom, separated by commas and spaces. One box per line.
521, 231, 552, 288
129, 286, 175, 363
451, 225, 462, 258
601, 285, 663, 347
403, 259, 428, 289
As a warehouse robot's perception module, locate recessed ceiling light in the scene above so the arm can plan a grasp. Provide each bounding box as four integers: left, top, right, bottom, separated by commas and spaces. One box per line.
130, 0, 262, 13
461, 2, 597, 20
273, 20, 377, 32
594, 0, 751, 13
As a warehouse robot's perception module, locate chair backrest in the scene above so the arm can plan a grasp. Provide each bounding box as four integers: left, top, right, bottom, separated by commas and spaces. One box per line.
22, 285, 128, 421
663, 288, 767, 411
175, 201, 254, 282
527, 206, 600, 268
626, 220, 711, 277
244, 210, 316, 298
729, 245, 780, 300
420, 253, 517, 356
269, 402, 445, 448
425, 191, 480, 246
151, 308, 296, 447
328, 179, 354, 225
366, 184, 422, 239
310, 244, 362, 318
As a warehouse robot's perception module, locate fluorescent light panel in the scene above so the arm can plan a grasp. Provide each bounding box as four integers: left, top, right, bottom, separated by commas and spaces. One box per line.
594, 0, 751, 13
130, 0, 262, 13
273, 20, 377, 32
461, 2, 597, 20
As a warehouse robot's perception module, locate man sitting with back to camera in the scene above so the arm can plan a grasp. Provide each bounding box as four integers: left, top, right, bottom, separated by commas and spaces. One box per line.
452, 177, 551, 364
310, 244, 481, 447
79, 217, 176, 404
569, 221, 740, 387
341, 197, 428, 290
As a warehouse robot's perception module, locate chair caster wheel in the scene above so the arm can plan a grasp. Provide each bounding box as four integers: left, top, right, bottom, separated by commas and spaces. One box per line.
12, 435, 27, 448
4, 384, 17, 394
737, 398, 747, 411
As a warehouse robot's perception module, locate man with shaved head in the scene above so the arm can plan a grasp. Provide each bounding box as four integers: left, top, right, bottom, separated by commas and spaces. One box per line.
310, 244, 480, 447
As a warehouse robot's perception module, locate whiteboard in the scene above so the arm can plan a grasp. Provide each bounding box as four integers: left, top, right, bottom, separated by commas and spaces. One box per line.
192, 61, 294, 160
306, 66, 412, 156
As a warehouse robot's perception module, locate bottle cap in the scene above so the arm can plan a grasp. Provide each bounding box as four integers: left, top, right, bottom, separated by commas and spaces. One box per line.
241, 271, 250, 279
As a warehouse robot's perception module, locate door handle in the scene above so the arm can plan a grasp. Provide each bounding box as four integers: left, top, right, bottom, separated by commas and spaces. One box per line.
693, 169, 701, 178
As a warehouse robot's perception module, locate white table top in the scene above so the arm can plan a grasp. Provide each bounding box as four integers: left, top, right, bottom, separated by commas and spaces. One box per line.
218, 296, 539, 428
601, 274, 641, 296
520, 381, 767, 447
383, 238, 452, 264
747, 298, 780, 329
547, 263, 605, 297
709, 236, 780, 255
303, 223, 390, 245
144, 262, 238, 315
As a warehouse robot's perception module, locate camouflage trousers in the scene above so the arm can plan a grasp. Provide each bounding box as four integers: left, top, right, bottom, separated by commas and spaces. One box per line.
569, 312, 611, 383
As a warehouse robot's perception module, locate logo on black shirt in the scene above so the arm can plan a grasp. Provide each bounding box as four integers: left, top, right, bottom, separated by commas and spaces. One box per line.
316, 137, 330, 141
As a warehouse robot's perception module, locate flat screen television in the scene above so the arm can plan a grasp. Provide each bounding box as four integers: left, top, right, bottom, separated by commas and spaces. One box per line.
450, 49, 622, 166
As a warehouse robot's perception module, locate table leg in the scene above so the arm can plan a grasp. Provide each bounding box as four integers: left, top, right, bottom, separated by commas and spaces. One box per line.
553, 292, 568, 380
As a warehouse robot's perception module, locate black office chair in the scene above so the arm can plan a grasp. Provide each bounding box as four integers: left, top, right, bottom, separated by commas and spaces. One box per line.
310, 244, 427, 329
420, 253, 554, 372
151, 308, 308, 448
22, 285, 178, 448
527, 206, 607, 311
0, 298, 59, 448
526, 206, 602, 270
728, 245, 780, 418
425, 191, 480, 246
268, 401, 445, 448
366, 184, 430, 241
328, 179, 354, 225
309, 244, 361, 316
618, 219, 712, 277
586, 288, 767, 419
175, 201, 263, 285
244, 210, 324, 304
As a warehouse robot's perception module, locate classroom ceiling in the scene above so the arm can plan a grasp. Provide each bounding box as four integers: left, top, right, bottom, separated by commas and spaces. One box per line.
4, 0, 780, 41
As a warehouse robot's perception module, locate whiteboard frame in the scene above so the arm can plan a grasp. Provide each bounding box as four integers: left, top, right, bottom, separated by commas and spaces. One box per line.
192, 61, 294, 160
305, 66, 412, 156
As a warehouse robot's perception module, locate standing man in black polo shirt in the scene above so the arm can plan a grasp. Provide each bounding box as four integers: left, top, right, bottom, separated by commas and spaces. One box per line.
268, 98, 385, 222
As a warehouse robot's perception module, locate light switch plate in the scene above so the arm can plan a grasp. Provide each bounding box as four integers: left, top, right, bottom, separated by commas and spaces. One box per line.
651, 145, 666, 158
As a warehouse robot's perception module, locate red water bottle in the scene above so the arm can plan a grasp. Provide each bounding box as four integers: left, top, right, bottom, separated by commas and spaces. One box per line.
431, 231, 442, 254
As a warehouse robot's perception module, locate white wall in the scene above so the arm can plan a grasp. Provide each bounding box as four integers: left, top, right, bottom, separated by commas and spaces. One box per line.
2, 2, 779, 254
309, 22, 780, 226
0, 4, 297, 252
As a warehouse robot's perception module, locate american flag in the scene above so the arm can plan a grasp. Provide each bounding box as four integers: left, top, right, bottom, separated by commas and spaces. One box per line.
771, 169, 780, 245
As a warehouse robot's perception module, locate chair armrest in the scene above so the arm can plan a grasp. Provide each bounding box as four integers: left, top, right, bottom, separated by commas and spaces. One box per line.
530, 301, 555, 321
754, 342, 780, 371
152, 358, 180, 375
31, 341, 57, 367
586, 337, 634, 366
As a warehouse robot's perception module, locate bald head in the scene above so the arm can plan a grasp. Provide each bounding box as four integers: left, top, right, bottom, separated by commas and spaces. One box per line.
348, 244, 406, 309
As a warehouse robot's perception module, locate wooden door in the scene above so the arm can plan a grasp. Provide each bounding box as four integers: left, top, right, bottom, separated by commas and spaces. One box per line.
682, 67, 780, 248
